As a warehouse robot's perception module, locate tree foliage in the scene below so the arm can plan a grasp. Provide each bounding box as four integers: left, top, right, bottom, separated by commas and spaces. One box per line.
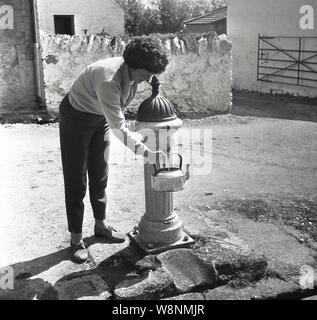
116, 0, 227, 36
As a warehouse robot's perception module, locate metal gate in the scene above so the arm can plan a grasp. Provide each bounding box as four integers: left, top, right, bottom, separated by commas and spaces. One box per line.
257, 36, 317, 88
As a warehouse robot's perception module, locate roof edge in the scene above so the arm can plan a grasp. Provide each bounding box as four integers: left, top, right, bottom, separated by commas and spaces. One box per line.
110, 0, 124, 11
184, 6, 227, 24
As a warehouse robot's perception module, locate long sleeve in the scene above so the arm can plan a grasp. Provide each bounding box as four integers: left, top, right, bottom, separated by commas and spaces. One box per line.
96, 80, 149, 156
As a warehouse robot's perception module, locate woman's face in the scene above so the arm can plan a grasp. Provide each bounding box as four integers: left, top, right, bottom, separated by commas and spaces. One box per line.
131, 69, 154, 84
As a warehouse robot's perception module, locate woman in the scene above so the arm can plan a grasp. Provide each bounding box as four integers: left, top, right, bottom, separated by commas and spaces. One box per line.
59, 37, 169, 262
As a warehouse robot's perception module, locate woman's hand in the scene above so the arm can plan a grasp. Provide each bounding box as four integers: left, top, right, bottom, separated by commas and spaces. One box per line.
145, 149, 167, 164
147, 149, 167, 159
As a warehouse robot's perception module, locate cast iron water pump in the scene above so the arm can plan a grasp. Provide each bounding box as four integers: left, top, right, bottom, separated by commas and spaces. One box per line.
128, 76, 194, 253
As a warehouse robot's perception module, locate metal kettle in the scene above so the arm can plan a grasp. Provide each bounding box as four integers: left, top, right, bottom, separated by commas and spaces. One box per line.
151, 154, 190, 192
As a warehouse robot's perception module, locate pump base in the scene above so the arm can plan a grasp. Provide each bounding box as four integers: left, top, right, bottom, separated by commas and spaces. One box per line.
128, 228, 195, 254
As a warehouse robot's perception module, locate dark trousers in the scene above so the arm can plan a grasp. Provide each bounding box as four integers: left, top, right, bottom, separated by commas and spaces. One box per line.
59, 95, 110, 234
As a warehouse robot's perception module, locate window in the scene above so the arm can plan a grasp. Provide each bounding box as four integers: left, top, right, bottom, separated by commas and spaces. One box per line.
54, 15, 75, 35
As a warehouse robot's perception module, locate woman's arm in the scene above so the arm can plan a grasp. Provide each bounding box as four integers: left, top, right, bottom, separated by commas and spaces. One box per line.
96, 80, 149, 156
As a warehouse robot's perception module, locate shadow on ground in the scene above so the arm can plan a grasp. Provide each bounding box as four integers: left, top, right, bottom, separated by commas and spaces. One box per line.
55, 237, 148, 294
232, 90, 317, 123
0, 237, 147, 300
0, 248, 69, 300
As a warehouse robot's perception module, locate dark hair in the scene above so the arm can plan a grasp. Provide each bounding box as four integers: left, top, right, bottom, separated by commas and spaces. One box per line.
123, 36, 169, 74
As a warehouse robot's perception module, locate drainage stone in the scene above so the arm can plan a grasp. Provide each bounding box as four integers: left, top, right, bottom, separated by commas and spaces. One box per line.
157, 249, 217, 293
114, 268, 175, 300
54, 274, 111, 300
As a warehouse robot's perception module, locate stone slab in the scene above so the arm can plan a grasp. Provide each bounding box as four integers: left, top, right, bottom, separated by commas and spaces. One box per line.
205, 278, 301, 300
135, 255, 161, 273
157, 249, 217, 293
0, 278, 53, 300
192, 240, 268, 284
303, 295, 317, 300
54, 274, 111, 300
156, 244, 268, 295
163, 293, 205, 300
114, 268, 175, 300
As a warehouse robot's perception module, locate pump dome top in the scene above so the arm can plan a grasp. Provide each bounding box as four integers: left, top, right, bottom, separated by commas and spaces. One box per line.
137, 76, 178, 123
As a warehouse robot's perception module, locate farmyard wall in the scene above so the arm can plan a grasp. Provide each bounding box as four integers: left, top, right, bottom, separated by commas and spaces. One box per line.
41, 33, 233, 116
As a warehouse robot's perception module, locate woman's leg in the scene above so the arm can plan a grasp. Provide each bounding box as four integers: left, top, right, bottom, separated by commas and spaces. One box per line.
88, 121, 126, 243
87, 120, 110, 221
59, 96, 94, 236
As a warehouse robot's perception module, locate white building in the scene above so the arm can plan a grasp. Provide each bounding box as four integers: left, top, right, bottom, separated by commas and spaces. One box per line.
227, 0, 317, 97
37, 0, 125, 36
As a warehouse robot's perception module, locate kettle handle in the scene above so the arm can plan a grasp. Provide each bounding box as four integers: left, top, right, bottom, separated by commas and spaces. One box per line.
151, 151, 168, 175
167, 153, 183, 170
153, 153, 183, 174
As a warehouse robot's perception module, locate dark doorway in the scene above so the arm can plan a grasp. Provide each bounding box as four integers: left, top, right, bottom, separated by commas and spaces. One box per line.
54, 15, 75, 35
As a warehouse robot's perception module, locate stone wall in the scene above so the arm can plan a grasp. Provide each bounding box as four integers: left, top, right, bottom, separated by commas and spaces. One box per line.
0, 0, 37, 113
41, 33, 233, 116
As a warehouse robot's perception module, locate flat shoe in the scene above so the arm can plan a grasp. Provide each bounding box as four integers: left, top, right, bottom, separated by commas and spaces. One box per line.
71, 241, 89, 263
94, 225, 126, 243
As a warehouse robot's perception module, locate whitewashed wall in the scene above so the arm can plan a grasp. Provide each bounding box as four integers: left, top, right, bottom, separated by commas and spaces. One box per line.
41, 33, 233, 116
